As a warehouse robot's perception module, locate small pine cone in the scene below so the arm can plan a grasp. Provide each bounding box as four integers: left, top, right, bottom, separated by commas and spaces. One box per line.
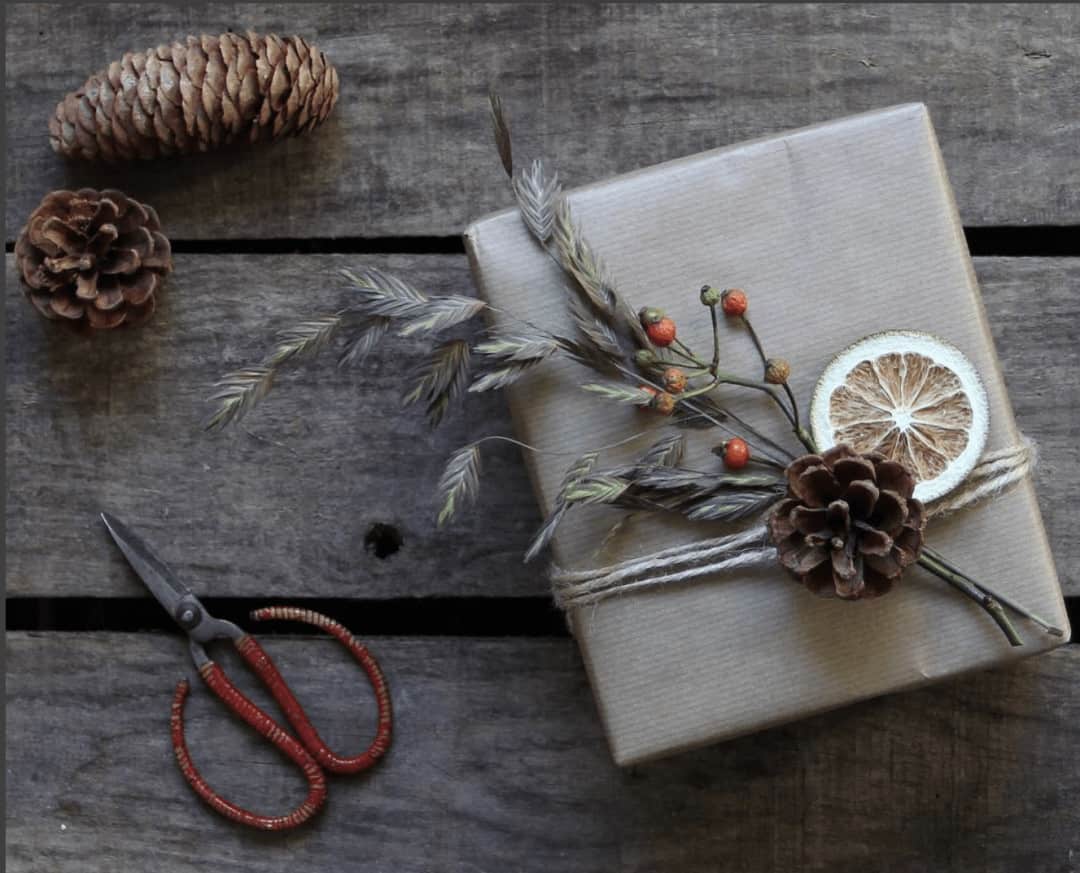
15, 189, 172, 329
767, 444, 926, 600
49, 32, 339, 161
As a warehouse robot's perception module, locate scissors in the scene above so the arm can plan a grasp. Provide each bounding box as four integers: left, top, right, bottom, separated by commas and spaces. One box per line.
101, 512, 392, 831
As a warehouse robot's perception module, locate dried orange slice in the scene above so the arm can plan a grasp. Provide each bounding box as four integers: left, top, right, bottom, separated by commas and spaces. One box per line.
809, 331, 988, 502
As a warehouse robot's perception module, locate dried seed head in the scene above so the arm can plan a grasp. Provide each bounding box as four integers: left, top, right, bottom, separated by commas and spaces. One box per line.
661, 366, 688, 394
721, 288, 748, 317
652, 391, 677, 415
700, 284, 722, 307
765, 357, 791, 384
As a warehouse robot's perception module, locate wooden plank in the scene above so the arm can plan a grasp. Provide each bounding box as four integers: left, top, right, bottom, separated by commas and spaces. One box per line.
6, 3, 1080, 241
7, 254, 1079, 597
4, 253, 547, 599
7, 633, 1080, 872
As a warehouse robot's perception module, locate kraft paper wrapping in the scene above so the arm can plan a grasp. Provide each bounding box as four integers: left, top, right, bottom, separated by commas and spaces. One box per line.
463, 104, 1070, 766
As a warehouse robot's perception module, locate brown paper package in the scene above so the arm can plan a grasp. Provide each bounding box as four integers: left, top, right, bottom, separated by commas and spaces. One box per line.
464, 104, 1070, 766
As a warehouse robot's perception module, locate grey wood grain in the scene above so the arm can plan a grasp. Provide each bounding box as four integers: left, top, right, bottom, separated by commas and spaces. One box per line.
5, 253, 548, 599
7, 632, 1080, 873
7, 255, 1078, 597
6, 3, 1079, 241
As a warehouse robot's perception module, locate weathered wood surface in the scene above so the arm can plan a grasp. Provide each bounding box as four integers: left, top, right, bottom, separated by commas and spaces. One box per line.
7, 255, 1079, 597
6, 3, 1080, 241
7, 633, 1080, 873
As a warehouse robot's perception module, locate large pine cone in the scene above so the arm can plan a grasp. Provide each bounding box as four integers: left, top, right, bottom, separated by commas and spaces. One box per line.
50, 32, 339, 161
15, 189, 172, 329
768, 444, 926, 599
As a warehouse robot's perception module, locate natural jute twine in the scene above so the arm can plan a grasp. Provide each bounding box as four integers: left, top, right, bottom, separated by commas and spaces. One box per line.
550, 437, 1037, 611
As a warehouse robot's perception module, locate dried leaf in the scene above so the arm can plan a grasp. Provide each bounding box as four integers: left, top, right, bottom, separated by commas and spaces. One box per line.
581, 381, 656, 406
488, 91, 513, 177
437, 443, 482, 527
514, 159, 560, 243
404, 339, 472, 426
397, 295, 487, 337
338, 317, 391, 368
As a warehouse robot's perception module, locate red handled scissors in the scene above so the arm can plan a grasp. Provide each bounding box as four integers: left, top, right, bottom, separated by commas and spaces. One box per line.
101, 513, 392, 830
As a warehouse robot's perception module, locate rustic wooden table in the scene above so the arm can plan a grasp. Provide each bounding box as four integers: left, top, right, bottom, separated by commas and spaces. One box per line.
6, 4, 1080, 871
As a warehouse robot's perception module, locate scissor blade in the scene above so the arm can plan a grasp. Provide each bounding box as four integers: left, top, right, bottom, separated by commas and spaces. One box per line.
101, 513, 192, 617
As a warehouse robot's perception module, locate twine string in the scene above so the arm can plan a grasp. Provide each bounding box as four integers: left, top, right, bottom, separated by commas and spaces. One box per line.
550, 438, 1037, 611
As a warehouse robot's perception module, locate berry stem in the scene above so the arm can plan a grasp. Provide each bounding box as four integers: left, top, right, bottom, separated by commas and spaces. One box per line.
917, 553, 1023, 646
739, 314, 814, 453
708, 304, 721, 371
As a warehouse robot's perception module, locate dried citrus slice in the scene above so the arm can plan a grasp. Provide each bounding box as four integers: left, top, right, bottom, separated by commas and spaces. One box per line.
809, 331, 988, 502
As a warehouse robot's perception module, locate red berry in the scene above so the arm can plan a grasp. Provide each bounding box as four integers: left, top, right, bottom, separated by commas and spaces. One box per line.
721, 288, 748, 317
646, 317, 677, 347
722, 437, 750, 469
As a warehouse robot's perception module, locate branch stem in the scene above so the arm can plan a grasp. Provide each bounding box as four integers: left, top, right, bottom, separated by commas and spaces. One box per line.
923, 546, 1064, 637
917, 553, 1023, 646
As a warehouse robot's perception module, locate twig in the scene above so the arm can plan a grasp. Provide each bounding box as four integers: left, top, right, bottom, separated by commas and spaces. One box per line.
923, 546, 1064, 637
917, 553, 1023, 646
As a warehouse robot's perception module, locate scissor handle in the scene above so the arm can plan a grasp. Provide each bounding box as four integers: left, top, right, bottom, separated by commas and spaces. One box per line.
241, 606, 393, 774
170, 670, 327, 831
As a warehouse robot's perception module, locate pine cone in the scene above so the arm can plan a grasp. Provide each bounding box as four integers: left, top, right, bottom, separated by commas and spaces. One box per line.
49, 32, 339, 161
767, 444, 926, 600
15, 188, 172, 329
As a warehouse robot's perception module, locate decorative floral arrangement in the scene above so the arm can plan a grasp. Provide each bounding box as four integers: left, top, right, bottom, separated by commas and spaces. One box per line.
207, 95, 1061, 647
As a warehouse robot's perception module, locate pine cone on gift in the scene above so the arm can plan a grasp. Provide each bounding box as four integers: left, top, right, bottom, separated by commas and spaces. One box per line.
767, 444, 926, 599
15, 189, 172, 329
49, 32, 339, 161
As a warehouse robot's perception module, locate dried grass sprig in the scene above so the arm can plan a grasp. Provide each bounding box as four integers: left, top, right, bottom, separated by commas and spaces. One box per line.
638, 433, 685, 468
684, 491, 783, 522
204, 367, 276, 432
474, 331, 562, 363
404, 339, 472, 426
338, 317, 391, 368
397, 296, 487, 337
553, 198, 615, 314
437, 443, 483, 526
488, 91, 513, 178
206, 313, 350, 430
581, 382, 657, 406
563, 475, 631, 505
267, 315, 345, 366
514, 159, 561, 243
525, 451, 599, 562
468, 358, 547, 393
342, 267, 486, 335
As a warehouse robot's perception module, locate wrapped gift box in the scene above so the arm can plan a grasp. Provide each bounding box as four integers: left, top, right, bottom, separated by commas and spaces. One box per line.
464, 104, 1070, 765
